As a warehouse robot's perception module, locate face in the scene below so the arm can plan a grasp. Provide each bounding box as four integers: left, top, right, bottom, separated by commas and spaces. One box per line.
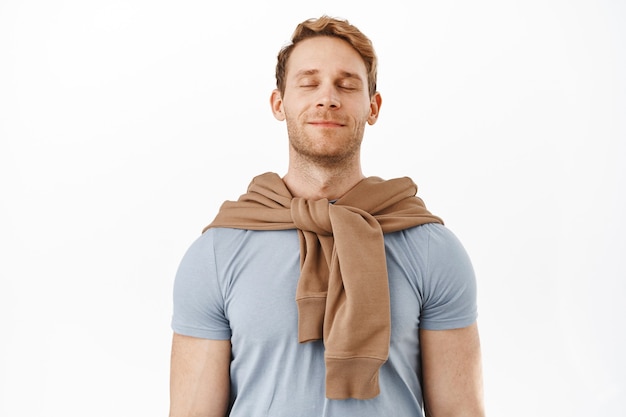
271, 36, 382, 167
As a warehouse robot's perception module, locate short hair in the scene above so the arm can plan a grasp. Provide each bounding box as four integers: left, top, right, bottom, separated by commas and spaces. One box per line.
275, 16, 378, 97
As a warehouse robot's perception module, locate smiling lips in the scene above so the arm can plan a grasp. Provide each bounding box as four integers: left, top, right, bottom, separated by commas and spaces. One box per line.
308, 120, 345, 128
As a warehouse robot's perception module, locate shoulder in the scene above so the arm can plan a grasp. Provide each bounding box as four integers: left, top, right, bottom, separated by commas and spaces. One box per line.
393, 223, 474, 280
384, 222, 475, 293
386, 223, 468, 258
201, 227, 299, 253
405, 222, 464, 245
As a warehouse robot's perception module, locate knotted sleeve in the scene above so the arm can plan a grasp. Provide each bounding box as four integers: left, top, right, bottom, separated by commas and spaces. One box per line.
290, 198, 333, 343
323, 205, 390, 399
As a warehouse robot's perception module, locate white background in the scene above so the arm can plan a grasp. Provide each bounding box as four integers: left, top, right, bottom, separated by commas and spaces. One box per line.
1, 0, 624, 416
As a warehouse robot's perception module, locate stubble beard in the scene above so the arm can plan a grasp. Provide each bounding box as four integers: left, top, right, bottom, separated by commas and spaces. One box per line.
286, 119, 365, 169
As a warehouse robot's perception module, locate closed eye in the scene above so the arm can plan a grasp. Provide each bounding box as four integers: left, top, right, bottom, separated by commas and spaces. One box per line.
338, 83, 360, 91
298, 76, 319, 89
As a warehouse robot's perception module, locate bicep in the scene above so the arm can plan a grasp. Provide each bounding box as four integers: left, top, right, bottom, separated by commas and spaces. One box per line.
169, 333, 231, 417
420, 322, 485, 417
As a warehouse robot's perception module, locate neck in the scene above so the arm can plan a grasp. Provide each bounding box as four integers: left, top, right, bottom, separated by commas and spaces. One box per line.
283, 156, 365, 200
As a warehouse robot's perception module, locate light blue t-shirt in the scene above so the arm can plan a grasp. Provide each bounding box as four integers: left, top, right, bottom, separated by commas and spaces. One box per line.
172, 222, 477, 416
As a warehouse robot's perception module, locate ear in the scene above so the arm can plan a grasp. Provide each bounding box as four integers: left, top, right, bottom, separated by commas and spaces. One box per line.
270, 89, 286, 121
367, 92, 382, 125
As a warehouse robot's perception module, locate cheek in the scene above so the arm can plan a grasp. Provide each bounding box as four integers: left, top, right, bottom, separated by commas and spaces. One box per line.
356, 104, 374, 122
282, 101, 307, 119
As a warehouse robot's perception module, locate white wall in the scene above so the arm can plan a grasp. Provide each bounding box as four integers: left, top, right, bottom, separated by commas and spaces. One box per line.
1, 1, 624, 415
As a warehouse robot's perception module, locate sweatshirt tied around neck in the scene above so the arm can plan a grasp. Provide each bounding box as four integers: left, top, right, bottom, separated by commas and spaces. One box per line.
205, 172, 443, 399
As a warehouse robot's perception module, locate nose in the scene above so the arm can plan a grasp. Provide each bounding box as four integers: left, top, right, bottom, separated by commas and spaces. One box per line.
316, 85, 340, 109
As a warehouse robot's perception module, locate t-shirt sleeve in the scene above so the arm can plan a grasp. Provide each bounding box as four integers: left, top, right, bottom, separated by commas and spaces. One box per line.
171, 230, 232, 340
419, 225, 478, 330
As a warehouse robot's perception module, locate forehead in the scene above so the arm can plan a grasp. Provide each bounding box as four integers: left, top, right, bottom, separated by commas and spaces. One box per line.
286, 36, 367, 79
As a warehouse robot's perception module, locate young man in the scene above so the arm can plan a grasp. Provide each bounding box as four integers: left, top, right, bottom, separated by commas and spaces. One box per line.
170, 16, 484, 417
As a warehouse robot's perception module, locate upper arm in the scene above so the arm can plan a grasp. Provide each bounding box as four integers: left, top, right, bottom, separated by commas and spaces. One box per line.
169, 333, 231, 417
420, 322, 484, 417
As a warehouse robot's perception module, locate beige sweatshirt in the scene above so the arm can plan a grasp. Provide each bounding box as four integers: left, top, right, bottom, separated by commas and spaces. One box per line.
205, 172, 443, 399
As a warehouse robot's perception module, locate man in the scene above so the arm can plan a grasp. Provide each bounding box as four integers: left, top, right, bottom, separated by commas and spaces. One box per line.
170, 16, 484, 417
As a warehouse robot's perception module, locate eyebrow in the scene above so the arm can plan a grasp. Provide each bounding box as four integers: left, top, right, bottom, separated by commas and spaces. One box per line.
294, 69, 319, 77
294, 69, 364, 81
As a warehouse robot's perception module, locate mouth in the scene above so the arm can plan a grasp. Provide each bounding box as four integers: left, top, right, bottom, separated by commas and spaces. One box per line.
308, 120, 345, 128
